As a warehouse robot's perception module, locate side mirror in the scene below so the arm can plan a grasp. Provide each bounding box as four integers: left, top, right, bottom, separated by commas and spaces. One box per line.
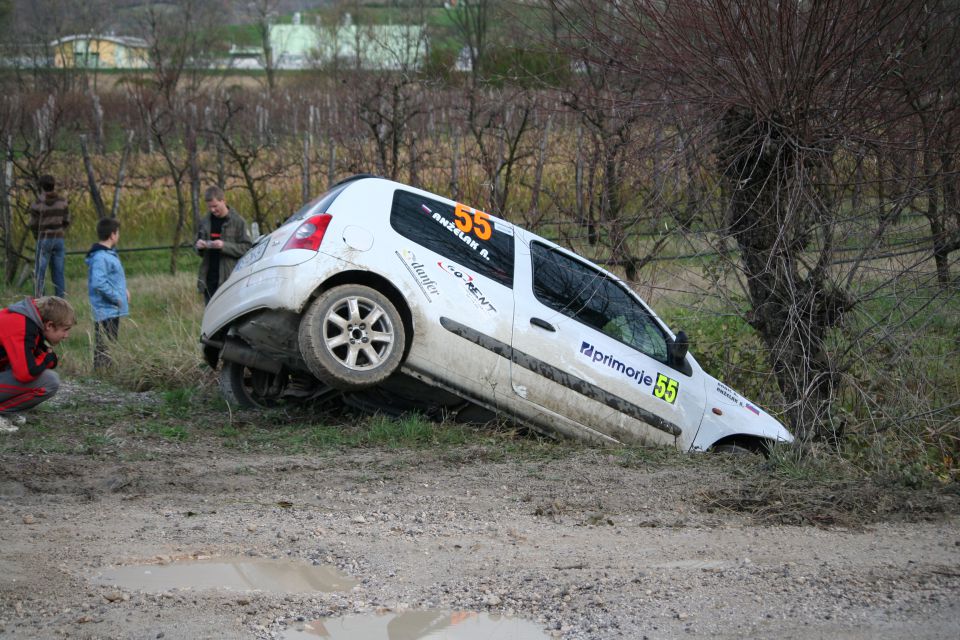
668, 330, 689, 369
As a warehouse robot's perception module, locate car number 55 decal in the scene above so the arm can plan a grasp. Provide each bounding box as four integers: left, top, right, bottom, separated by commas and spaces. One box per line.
653, 373, 679, 404
454, 203, 492, 240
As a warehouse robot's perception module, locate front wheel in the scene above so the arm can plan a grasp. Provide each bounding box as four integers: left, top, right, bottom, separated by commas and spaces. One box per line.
711, 439, 769, 457
298, 284, 406, 391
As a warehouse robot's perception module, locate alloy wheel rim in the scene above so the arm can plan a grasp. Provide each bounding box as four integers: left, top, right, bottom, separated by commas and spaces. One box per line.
323, 295, 395, 371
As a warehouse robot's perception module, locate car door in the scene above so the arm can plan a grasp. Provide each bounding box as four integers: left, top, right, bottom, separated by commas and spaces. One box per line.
510, 234, 707, 447
387, 188, 516, 404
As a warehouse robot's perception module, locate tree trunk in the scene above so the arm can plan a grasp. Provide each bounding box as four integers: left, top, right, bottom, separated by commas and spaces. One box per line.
718, 108, 844, 442
80, 135, 106, 219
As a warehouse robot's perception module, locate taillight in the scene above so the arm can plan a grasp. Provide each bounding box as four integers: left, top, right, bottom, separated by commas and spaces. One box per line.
282, 214, 332, 252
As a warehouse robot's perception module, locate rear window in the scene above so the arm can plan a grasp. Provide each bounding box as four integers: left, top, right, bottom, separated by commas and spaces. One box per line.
283, 181, 352, 225
390, 189, 514, 288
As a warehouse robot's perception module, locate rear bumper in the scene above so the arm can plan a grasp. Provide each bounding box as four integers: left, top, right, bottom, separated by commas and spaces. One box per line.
201, 256, 342, 338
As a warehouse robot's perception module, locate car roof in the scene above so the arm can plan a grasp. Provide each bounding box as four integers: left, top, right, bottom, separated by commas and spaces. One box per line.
337, 175, 665, 324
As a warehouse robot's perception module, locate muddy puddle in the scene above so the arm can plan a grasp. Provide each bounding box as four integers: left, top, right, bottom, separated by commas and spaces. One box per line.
282, 610, 550, 639
91, 558, 357, 593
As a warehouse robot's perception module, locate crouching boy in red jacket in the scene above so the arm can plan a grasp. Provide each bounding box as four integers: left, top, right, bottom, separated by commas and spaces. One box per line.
0, 296, 74, 433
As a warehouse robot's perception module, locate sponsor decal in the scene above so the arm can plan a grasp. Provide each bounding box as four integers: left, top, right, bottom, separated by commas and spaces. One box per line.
438, 261, 497, 314
420, 202, 492, 261
716, 382, 740, 404
397, 250, 440, 301
579, 341, 655, 388
716, 382, 762, 416
580, 341, 680, 404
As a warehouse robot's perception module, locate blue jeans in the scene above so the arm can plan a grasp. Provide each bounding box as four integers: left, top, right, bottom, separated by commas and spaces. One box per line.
36, 237, 66, 298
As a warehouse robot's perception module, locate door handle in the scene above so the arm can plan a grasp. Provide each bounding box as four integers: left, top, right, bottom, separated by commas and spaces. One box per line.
530, 317, 556, 332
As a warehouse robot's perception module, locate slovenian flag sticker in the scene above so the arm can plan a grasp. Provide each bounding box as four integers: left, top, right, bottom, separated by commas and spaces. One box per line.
746, 403, 760, 416
421, 204, 432, 214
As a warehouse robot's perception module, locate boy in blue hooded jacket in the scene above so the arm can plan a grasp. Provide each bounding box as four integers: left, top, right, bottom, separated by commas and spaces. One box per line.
85, 218, 129, 370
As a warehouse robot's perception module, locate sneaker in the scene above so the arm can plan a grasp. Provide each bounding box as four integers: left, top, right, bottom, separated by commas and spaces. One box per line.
0, 415, 19, 434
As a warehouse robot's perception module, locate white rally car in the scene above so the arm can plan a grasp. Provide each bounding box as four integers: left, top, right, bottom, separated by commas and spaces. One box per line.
201, 175, 793, 453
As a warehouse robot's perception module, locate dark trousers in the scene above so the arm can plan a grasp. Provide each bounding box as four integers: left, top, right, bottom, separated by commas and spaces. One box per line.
94, 317, 120, 371
203, 275, 220, 305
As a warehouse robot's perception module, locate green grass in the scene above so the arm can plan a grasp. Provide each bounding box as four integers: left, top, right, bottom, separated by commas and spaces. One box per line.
0, 363, 554, 457
215, 409, 509, 454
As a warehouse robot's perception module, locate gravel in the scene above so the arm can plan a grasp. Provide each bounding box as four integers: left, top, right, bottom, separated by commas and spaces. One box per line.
0, 384, 957, 639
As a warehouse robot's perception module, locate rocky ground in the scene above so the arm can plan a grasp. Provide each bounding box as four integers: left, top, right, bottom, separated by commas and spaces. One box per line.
1, 382, 958, 639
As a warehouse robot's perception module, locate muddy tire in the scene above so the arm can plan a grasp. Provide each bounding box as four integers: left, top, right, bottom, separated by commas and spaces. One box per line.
298, 284, 406, 391
219, 361, 277, 408
712, 442, 765, 456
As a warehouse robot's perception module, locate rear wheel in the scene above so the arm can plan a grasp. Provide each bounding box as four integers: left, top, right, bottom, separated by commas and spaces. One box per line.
298, 284, 406, 391
219, 361, 282, 408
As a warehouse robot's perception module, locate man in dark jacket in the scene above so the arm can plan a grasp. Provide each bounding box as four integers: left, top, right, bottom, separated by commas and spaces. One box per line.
0, 296, 75, 433
195, 186, 252, 303
29, 175, 71, 298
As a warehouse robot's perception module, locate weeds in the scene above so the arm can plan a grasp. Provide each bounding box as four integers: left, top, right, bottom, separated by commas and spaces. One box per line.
133, 422, 190, 442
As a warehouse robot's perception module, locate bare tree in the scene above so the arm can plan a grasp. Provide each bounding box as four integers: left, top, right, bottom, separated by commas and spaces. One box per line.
459, 87, 536, 217
886, 1, 960, 289
204, 94, 293, 230
350, 2, 431, 181
246, 0, 282, 92
130, 0, 224, 272
14, 0, 104, 93
445, 0, 494, 86
559, 60, 660, 280
131, 0, 230, 100
550, 0, 939, 441
356, 75, 426, 181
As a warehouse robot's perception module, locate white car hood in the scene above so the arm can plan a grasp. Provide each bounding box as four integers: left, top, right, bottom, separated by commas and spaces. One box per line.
690, 374, 794, 451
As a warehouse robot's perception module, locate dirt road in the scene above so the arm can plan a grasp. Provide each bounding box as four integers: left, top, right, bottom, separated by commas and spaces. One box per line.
1, 383, 958, 639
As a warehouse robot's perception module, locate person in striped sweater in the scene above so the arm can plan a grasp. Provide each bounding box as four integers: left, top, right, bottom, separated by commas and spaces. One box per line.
29, 174, 71, 298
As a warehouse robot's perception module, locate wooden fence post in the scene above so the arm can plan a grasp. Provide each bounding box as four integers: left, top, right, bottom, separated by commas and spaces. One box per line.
302, 131, 311, 204
327, 136, 336, 189
529, 114, 552, 226
111, 130, 135, 219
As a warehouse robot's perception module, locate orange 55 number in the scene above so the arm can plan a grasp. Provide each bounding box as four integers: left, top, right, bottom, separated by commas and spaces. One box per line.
454, 203, 492, 240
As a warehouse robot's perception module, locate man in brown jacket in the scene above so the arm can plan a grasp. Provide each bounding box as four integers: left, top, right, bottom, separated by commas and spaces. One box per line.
29, 175, 70, 298
195, 186, 252, 303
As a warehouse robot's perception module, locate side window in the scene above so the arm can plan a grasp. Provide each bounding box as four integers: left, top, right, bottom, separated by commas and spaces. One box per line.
531, 242, 669, 362
390, 190, 514, 288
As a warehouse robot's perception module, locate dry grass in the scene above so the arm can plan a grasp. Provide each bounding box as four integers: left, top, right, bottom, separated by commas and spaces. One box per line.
701, 476, 958, 527
57, 271, 214, 392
